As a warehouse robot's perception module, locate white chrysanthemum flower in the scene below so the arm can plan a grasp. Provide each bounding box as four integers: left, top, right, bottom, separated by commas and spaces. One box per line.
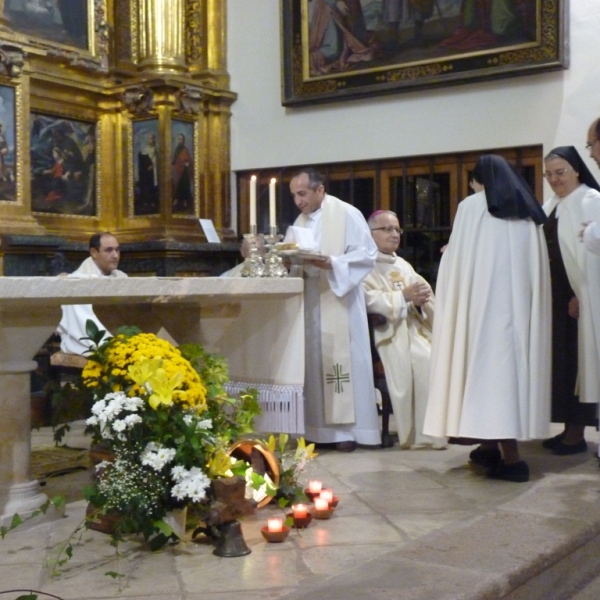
123, 414, 142, 427
112, 420, 127, 432
86, 415, 98, 426
171, 465, 187, 482
196, 418, 212, 430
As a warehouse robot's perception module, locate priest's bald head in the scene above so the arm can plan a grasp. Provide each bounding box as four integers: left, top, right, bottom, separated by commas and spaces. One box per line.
89, 232, 121, 276
587, 118, 600, 168
289, 168, 326, 214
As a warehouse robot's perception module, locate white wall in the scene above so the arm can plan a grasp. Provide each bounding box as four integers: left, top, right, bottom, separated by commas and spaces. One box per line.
227, 1, 600, 186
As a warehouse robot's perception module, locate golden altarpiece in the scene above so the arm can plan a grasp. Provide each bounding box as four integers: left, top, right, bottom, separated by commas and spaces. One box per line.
0, 0, 239, 276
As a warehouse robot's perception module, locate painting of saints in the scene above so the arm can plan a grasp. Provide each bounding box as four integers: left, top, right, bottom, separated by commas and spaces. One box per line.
171, 121, 194, 215
133, 120, 160, 215
4, 0, 88, 49
0, 86, 16, 202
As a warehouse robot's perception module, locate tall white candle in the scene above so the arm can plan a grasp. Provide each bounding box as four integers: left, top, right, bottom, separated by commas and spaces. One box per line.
249, 175, 257, 230
269, 178, 277, 228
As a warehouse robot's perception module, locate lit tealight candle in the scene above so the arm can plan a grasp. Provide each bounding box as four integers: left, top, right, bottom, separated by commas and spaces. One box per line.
292, 504, 308, 519
267, 517, 283, 532
319, 489, 333, 503
314, 498, 329, 511
308, 480, 322, 494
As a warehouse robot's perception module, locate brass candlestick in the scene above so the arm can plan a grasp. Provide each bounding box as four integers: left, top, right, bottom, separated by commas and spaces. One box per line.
240, 228, 265, 278
264, 226, 287, 278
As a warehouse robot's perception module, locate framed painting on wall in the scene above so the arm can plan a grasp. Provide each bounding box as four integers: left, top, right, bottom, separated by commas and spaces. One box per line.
0, 84, 16, 202
171, 119, 195, 216
281, 0, 568, 106
2, 0, 108, 70
132, 119, 160, 216
30, 113, 96, 215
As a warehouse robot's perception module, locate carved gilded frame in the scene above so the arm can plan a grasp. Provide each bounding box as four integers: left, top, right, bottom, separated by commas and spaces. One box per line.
282, 0, 569, 106
1, 0, 109, 73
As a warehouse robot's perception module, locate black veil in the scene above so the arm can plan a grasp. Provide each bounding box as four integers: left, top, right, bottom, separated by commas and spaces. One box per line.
473, 154, 546, 225
546, 146, 600, 192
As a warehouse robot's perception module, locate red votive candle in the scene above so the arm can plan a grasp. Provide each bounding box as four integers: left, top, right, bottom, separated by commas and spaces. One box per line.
267, 518, 283, 532
319, 489, 333, 503
314, 498, 329, 511
292, 504, 308, 518
308, 480, 322, 494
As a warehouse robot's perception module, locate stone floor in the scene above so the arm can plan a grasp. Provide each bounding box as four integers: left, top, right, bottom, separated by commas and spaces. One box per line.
2, 422, 600, 600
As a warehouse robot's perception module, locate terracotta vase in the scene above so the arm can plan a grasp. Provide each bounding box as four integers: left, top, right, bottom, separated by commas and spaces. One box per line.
227, 440, 280, 508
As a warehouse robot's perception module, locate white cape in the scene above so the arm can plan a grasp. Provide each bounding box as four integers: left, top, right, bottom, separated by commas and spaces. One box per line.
423, 191, 551, 440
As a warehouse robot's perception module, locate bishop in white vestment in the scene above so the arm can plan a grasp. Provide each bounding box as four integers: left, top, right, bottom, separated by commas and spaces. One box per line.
57, 232, 127, 355
423, 155, 551, 482
289, 169, 380, 450
363, 210, 445, 448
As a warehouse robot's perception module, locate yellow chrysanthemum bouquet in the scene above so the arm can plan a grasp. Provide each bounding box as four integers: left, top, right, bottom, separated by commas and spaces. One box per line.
81, 322, 260, 548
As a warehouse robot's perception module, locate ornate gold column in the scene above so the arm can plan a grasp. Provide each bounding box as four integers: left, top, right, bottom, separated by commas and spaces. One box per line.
138, 0, 186, 72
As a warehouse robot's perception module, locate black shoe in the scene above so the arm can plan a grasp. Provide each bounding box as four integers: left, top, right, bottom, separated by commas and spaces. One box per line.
487, 460, 529, 483
469, 446, 501, 469
335, 441, 357, 452
542, 432, 566, 450
552, 439, 587, 455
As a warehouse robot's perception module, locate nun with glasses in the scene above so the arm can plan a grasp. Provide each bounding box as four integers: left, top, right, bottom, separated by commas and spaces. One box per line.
541, 146, 600, 457
423, 154, 551, 482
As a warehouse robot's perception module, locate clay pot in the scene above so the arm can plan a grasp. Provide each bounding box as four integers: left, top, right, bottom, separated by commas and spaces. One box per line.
227, 440, 280, 508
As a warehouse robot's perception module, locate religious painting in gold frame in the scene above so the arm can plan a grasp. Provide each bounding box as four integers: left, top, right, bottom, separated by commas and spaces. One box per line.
0, 83, 17, 203
281, 0, 568, 106
2, 0, 108, 70
171, 119, 196, 216
30, 113, 97, 216
131, 118, 160, 216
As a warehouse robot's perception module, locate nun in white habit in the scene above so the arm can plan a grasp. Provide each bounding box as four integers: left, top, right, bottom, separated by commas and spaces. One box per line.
423, 154, 551, 482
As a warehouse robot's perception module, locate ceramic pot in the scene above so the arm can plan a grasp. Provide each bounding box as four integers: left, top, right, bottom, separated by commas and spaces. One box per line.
227, 440, 280, 508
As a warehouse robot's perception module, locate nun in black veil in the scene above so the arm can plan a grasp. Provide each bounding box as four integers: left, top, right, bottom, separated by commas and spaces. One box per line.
423, 155, 552, 482
541, 147, 600, 456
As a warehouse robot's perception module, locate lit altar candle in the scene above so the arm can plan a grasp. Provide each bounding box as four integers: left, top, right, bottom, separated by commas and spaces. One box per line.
249, 175, 257, 230
269, 178, 277, 228
308, 480, 322, 494
319, 489, 333, 503
292, 504, 308, 519
267, 517, 283, 532
314, 498, 329, 511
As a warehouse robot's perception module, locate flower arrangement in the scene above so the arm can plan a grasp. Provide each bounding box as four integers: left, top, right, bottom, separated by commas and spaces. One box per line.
81, 323, 261, 548
264, 434, 317, 502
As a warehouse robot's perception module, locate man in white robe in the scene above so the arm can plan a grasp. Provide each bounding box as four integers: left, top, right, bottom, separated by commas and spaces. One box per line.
363, 210, 445, 449
423, 155, 551, 482
580, 118, 600, 254
288, 168, 380, 452
57, 232, 127, 355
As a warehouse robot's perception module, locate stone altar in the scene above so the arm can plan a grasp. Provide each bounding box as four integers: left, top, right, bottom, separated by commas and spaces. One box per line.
0, 276, 304, 526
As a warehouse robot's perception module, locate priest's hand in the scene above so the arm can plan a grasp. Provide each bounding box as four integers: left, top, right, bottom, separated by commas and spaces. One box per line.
403, 281, 430, 306
568, 296, 579, 319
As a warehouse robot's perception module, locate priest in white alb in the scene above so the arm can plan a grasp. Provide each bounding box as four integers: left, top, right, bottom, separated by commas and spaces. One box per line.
423, 155, 551, 482
57, 232, 127, 355
287, 168, 380, 452
363, 210, 445, 449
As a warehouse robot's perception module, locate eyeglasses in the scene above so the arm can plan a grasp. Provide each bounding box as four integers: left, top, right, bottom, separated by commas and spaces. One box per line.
543, 167, 572, 179
370, 226, 403, 234
586, 138, 598, 150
